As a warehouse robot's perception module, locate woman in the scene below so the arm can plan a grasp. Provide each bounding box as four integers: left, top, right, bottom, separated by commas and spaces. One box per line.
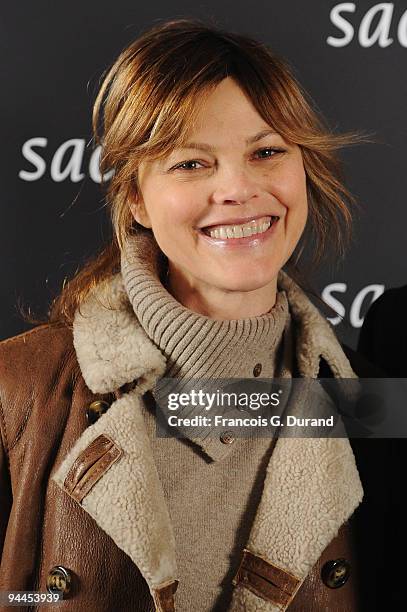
0, 18, 383, 612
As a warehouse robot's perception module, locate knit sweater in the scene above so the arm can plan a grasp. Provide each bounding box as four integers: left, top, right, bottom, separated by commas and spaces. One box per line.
121, 231, 294, 611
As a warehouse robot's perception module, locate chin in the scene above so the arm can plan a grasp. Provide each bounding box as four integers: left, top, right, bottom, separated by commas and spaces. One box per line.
214, 271, 278, 294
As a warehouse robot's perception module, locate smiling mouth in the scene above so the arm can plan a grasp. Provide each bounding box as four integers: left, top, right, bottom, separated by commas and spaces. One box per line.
200, 215, 280, 240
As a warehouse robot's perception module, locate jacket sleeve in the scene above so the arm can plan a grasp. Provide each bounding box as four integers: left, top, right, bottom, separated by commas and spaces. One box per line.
0, 398, 12, 562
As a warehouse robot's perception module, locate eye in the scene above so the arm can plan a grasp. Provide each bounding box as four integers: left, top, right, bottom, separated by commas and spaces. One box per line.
253, 147, 286, 159
172, 159, 206, 171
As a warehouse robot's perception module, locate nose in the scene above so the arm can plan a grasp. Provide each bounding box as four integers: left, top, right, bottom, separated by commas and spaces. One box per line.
211, 167, 260, 205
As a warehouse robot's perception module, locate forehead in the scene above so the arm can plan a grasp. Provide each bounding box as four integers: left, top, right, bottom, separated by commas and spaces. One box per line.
141, 76, 297, 170
183, 77, 270, 139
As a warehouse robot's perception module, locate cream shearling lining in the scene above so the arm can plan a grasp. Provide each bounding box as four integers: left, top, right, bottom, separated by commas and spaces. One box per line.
52, 269, 363, 611
52, 390, 176, 589
73, 274, 167, 395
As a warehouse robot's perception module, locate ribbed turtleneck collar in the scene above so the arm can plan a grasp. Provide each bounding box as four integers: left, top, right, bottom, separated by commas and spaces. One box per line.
120, 230, 291, 382
120, 230, 293, 461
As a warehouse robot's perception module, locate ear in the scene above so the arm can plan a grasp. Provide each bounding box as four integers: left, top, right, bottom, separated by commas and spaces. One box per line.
129, 193, 152, 229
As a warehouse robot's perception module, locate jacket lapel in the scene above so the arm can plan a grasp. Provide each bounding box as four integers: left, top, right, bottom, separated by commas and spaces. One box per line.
52, 390, 178, 598
229, 392, 363, 610
52, 271, 363, 612
52, 275, 178, 606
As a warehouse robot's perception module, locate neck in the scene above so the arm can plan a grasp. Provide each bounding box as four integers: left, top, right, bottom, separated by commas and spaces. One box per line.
166, 265, 278, 320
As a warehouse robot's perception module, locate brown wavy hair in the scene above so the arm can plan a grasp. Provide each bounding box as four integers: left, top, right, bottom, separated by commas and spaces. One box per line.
46, 17, 371, 326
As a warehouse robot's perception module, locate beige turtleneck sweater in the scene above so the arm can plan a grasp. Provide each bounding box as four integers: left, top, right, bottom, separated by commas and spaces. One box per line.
121, 231, 294, 611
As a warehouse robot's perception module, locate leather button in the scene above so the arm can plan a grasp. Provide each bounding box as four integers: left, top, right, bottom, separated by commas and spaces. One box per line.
253, 363, 262, 377
86, 399, 110, 424
220, 431, 235, 445
46, 566, 72, 596
321, 558, 351, 589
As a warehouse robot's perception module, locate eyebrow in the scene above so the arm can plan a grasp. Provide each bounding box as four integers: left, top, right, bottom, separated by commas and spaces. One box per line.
176, 129, 278, 153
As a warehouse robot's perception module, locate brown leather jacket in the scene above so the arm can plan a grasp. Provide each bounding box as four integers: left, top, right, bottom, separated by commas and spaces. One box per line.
0, 321, 384, 612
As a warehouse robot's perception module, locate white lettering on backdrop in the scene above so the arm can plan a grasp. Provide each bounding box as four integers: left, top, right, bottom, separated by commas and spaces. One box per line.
19, 137, 114, 183
328, 3, 407, 47
322, 283, 385, 327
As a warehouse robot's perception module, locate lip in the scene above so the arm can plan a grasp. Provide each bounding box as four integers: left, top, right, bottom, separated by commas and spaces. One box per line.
197, 216, 279, 248
199, 214, 276, 230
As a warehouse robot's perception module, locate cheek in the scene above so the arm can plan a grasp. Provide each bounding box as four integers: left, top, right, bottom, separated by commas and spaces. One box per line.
146, 201, 200, 263
278, 172, 308, 243
285, 165, 308, 217
292, 185, 308, 223
149, 186, 200, 229
289, 192, 308, 239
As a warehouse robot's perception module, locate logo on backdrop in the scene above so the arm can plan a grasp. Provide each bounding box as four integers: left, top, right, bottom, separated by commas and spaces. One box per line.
18, 137, 113, 183
328, 3, 407, 47
322, 283, 385, 328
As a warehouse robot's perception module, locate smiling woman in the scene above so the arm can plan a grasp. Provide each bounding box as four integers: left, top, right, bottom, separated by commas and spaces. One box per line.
130, 78, 308, 319
0, 17, 383, 612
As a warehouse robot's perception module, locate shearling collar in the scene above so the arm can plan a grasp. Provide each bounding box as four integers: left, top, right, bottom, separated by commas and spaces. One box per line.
52, 269, 362, 612
72, 269, 356, 397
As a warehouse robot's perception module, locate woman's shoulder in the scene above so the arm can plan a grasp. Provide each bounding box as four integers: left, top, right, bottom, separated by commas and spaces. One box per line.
0, 322, 77, 412
0, 323, 90, 459
0, 322, 74, 363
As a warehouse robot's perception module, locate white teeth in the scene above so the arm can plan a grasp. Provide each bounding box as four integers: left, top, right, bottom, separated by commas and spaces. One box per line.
205, 216, 277, 240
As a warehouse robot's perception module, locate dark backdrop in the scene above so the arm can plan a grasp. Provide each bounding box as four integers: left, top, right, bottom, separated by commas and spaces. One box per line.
1, 0, 406, 347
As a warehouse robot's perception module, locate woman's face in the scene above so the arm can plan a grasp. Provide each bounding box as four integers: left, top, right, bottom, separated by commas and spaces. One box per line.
131, 77, 308, 302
